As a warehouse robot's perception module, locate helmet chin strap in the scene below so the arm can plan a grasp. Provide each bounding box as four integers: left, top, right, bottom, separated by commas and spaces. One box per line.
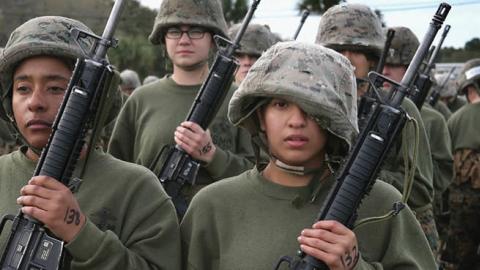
273, 157, 325, 176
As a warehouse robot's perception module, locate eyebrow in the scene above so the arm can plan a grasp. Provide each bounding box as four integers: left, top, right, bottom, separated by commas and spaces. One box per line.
14, 74, 70, 82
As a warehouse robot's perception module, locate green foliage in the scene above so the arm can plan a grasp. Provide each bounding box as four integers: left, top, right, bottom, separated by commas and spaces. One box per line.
222, 0, 249, 24
438, 38, 480, 63
297, 0, 341, 14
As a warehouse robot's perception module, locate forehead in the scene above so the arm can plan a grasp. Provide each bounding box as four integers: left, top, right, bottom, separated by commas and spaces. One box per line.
14, 56, 72, 79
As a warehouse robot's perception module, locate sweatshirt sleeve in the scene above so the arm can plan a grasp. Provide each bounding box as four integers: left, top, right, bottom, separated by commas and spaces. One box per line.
107, 97, 135, 163
65, 170, 182, 270
204, 126, 255, 180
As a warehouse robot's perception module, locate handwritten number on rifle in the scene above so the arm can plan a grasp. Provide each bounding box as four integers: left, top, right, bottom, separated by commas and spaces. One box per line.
64, 207, 81, 225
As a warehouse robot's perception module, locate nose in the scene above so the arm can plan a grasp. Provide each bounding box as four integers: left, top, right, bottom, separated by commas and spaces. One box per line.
28, 88, 47, 113
178, 31, 192, 44
382, 65, 391, 76
288, 105, 307, 128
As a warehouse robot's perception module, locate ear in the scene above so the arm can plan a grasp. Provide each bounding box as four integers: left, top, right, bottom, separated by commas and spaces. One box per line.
256, 108, 266, 132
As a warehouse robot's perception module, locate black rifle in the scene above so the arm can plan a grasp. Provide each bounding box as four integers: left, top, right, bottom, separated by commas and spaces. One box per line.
157, 0, 261, 219
0, 0, 125, 269
274, 3, 450, 270
357, 28, 396, 131
428, 66, 456, 106
410, 24, 451, 109
292, 9, 310, 40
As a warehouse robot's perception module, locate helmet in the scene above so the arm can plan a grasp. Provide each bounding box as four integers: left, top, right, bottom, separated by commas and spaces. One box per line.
434, 72, 457, 98
386, 26, 419, 66
315, 4, 385, 59
228, 24, 274, 57
0, 16, 93, 122
143, 75, 160, 85
149, 0, 228, 45
120, 69, 141, 89
456, 58, 480, 95
229, 41, 358, 159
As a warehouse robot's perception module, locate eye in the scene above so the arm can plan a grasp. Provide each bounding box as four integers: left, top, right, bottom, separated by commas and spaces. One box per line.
272, 99, 289, 109
48, 86, 66, 94
15, 85, 30, 94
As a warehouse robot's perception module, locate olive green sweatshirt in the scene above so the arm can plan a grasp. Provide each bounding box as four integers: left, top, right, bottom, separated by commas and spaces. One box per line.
447, 102, 480, 151
421, 104, 453, 198
447, 96, 467, 113
0, 147, 181, 270
379, 98, 434, 210
433, 100, 452, 120
108, 76, 254, 201
181, 168, 437, 270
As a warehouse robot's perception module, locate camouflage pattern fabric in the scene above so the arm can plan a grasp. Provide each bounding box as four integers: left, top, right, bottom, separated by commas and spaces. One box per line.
415, 207, 440, 259
143, 75, 159, 85
441, 150, 480, 269
435, 72, 458, 98
456, 58, 480, 95
453, 149, 480, 188
0, 16, 93, 122
385, 26, 419, 66
120, 69, 141, 90
228, 24, 274, 57
315, 4, 385, 58
229, 41, 358, 161
149, 0, 228, 44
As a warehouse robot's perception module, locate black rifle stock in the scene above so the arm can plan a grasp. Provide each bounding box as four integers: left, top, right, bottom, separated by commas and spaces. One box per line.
158, 0, 261, 219
357, 28, 395, 131
0, 1, 125, 269
292, 9, 310, 40
410, 24, 451, 109
428, 66, 456, 106
274, 3, 450, 270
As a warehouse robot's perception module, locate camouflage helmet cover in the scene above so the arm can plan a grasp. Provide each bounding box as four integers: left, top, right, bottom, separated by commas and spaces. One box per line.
456, 58, 480, 94
228, 23, 274, 57
149, 0, 228, 44
434, 72, 457, 98
229, 41, 358, 158
120, 69, 141, 89
316, 4, 385, 59
0, 16, 94, 121
386, 26, 419, 66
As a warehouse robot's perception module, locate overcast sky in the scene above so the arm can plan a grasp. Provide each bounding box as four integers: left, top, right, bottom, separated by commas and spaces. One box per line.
137, 0, 480, 49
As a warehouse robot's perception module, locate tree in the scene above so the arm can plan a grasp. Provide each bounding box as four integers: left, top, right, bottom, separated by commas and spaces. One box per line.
465, 38, 480, 51
297, 0, 342, 14
222, 0, 248, 25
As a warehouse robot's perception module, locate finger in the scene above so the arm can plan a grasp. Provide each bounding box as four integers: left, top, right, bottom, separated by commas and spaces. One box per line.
21, 206, 49, 221
176, 127, 203, 146
20, 184, 55, 200
175, 130, 200, 149
29, 176, 65, 190
298, 235, 343, 255
180, 121, 204, 133
312, 220, 350, 235
299, 243, 339, 268
174, 135, 196, 155
301, 228, 339, 244
17, 195, 51, 211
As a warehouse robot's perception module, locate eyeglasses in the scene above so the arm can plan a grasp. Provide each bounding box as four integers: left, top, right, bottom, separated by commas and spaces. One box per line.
165, 27, 207, 40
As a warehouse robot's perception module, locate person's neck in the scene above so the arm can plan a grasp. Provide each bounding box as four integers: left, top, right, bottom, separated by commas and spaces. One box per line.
262, 161, 312, 187
171, 64, 209, 86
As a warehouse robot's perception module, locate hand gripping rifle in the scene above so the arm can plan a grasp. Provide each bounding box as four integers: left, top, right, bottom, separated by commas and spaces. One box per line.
0, 0, 126, 269
274, 3, 450, 270
292, 9, 310, 40
409, 24, 451, 110
357, 28, 395, 131
158, 0, 261, 219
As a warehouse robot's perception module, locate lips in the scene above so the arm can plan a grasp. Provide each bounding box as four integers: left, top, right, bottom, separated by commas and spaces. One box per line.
285, 134, 308, 147
176, 50, 194, 54
26, 119, 52, 130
